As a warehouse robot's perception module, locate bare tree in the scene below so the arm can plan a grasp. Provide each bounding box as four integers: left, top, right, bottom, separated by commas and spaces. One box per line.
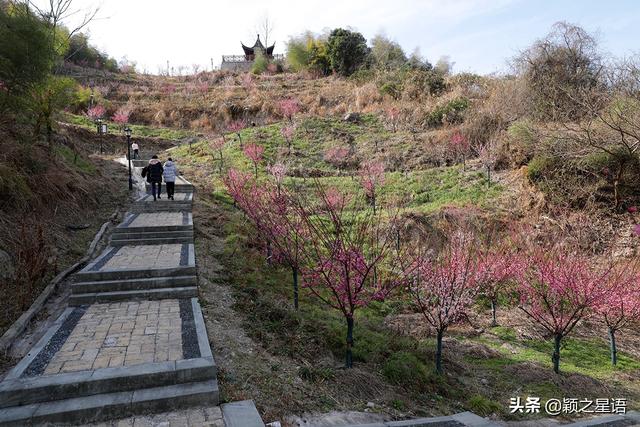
255, 13, 275, 47
514, 22, 604, 121
27, 0, 99, 42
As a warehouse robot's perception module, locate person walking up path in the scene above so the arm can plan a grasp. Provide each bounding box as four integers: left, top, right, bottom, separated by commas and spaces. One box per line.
131, 141, 140, 159
144, 155, 164, 201
163, 157, 178, 200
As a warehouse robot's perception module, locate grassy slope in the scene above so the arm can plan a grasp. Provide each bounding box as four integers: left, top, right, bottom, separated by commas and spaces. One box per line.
170, 114, 640, 421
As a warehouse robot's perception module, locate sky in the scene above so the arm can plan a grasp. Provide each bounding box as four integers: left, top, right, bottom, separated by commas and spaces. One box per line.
45, 0, 640, 75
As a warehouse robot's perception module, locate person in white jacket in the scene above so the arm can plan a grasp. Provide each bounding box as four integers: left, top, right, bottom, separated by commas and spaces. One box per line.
163, 158, 178, 200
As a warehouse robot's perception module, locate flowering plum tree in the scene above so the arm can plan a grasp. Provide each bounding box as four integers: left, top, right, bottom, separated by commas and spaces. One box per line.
476, 140, 498, 185
386, 106, 400, 132
266, 162, 287, 193
243, 143, 265, 178
477, 240, 523, 326
517, 248, 610, 373
404, 231, 482, 373
241, 73, 255, 92
210, 138, 226, 174
358, 161, 385, 213
227, 119, 247, 147
112, 106, 132, 131
278, 98, 301, 123
87, 105, 105, 121
293, 184, 401, 367
281, 125, 295, 152
596, 263, 640, 365
224, 167, 306, 309
450, 132, 470, 170
324, 146, 350, 173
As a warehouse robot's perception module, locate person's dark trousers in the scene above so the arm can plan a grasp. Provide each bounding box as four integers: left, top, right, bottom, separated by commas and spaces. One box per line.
134, 149, 139, 159
151, 181, 162, 199
166, 182, 175, 199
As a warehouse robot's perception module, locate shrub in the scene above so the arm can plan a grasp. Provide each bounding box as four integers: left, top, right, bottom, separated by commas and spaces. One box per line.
403, 68, 447, 99
506, 119, 537, 166
286, 32, 330, 75
426, 97, 469, 127
251, 53, 268, 75
526, 155, 554, 182
382, 351, 432, 390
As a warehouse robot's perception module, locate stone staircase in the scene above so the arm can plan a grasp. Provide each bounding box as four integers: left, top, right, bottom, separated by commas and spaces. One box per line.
0, 168, 248, 426
144, 176, 195, 194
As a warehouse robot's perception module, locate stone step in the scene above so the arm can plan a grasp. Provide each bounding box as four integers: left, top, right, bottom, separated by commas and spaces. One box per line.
109, 236, 194, 247
114, 224, 192, 233
68, 286, 199, 305
145, 185, 194, 194
0, 358, 216, 409
222, 400, 265, 427
74, 266, 196, 282
71, 275, 197, 294
0, 379, 219, 426
111, 230, 193, 240
130, 203, 192, 213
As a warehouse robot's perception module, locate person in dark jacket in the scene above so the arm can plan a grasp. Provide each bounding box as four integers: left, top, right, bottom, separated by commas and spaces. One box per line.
145, 155, 164, 200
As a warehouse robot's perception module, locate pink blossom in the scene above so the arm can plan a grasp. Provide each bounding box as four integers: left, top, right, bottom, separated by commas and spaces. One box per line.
386, 107, 400, 132
243, 143, 264, 177
633, 224, 640, 236
210, 138, 225, 151
267, 162, 287, 186
324, 146, 349, 169
281, 125, 295, 141
278, 98, 301, 122
112, 106, 131, 124
243, 143, 264, 164
227, 119, 246, 134
404, 231, 482, 373
359, 161, 385, 213
516, 248, 611, 373
161, 84, 176, 95
628, 206, 638, 213
87, 105, 105, 120
241, 73, 254, 92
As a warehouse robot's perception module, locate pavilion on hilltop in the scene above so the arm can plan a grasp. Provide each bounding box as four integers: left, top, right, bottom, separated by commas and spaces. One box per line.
221, 35, 284, 71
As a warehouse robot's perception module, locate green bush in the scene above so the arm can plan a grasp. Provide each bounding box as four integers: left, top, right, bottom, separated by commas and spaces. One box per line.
526, 156, 554, 182
382, 351, 432, 390
286, 32, 330, 75
379, 82, 401, 99
251, 53, 268, 75
426, 97, 469, 127
0, 164, 33, 208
